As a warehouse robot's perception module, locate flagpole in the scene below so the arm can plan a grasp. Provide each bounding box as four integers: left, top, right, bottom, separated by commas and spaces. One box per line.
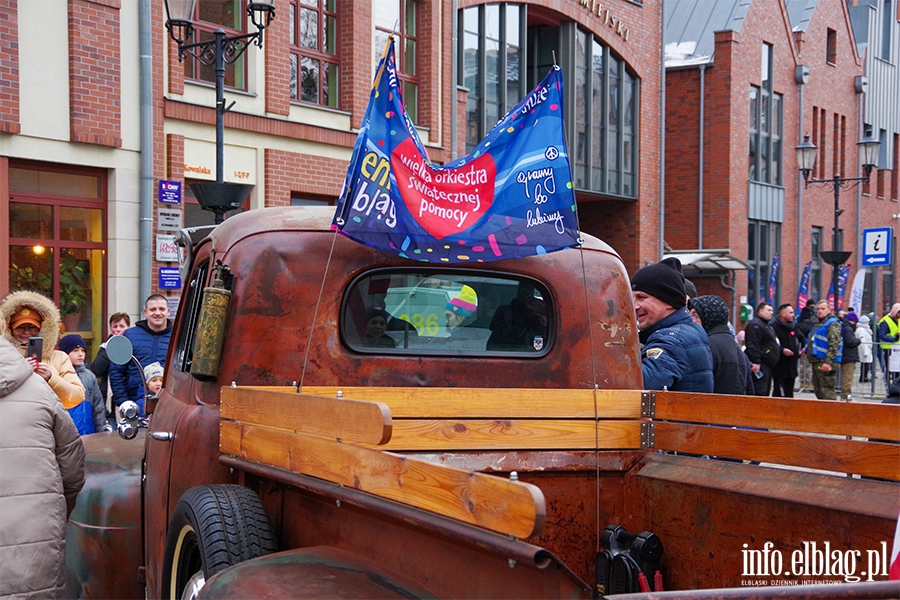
335, 37, 394, 227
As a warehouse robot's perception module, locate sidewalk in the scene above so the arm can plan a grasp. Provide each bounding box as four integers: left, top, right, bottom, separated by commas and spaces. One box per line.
793, 364, 889, 402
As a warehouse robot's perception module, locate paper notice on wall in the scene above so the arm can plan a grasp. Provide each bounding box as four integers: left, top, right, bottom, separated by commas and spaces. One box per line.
890, 345, 900, 373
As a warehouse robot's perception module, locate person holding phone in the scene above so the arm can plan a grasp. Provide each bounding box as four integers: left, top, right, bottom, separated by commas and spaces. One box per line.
0, 291, 85, 409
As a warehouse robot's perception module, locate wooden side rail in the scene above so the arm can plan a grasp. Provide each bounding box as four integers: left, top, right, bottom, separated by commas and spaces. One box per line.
221, 387, 392, 445
653, 422, 900, 480
219, 421, 547, 539
654, 392, 900, 442
301, 386, 645, 419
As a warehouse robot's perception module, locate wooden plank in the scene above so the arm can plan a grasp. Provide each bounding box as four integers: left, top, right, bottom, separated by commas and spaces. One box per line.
367, 419, 642, 451
220, 420, 546, 539
653, 422, 900, 480
301, 386, 643, 419
654, 392, 900, 441
221, 387, 392, 445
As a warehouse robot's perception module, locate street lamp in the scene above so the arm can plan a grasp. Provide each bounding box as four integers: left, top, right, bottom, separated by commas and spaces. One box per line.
796, 129, 880, 310
164, 0, 275, 223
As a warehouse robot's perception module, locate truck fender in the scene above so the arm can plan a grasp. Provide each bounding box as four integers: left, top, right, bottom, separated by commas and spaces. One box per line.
65, 431, 146, 600
196, 547, 438, 599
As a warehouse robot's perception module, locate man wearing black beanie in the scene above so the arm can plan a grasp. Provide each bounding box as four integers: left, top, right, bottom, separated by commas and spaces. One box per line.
631, 258, 714, 392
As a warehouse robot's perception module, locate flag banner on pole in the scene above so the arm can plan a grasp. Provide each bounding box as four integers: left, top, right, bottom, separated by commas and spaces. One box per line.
332, 39, 580, 263
827, 279, 835, 311
848, 267, 867, 312
767, 253, 779, 304
837, 264, 851, 310
797, 261, 811, 311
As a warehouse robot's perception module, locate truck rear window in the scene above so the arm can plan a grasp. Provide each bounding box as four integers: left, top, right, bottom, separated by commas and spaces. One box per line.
341, 270, 552, 356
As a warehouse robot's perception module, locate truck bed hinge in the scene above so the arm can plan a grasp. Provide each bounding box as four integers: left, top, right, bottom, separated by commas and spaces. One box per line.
641, 421, 655, 448
640, 391, 656, 418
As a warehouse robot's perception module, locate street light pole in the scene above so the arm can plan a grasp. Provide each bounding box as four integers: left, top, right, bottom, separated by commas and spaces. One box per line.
796, 131, 880, 311
164, 0, 275, 224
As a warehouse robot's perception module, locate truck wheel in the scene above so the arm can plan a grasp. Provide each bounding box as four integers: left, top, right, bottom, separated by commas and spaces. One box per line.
161, 485, 278, 600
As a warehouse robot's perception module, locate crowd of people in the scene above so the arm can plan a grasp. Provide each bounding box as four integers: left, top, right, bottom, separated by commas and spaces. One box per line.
0, 290, 172, 599
632, 258, 893, 402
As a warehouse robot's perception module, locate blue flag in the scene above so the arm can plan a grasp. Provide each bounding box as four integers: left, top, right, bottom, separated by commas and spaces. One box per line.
333, 39, 580, 263
767, 253, 779, 304
797, 261, 811, 311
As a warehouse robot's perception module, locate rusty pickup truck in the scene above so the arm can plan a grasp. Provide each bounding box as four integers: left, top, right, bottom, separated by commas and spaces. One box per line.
67, 206, 900, 599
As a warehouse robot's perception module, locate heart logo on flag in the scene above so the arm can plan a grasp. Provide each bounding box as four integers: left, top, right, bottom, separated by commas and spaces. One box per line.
392, 139, 496, 240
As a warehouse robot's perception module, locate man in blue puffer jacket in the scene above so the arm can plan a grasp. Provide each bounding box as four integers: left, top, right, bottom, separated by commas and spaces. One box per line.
110, 294, 172, 415
631, 258, 714, 392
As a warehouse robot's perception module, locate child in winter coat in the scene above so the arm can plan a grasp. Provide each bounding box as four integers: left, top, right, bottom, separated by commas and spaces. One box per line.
60, 334, 109, 435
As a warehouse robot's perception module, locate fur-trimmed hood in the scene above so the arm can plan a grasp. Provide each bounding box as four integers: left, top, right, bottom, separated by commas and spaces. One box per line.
0, 290, 62, 360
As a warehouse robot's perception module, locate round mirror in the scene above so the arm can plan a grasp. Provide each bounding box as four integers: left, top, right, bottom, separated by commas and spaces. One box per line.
106, 335, 134, 366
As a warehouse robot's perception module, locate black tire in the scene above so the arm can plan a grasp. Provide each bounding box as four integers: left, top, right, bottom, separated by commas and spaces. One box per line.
161, 485, 278, 600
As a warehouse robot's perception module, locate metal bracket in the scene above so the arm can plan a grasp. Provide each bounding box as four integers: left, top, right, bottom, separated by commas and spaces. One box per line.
640, 391, 656, 418
640, 421, 655, 448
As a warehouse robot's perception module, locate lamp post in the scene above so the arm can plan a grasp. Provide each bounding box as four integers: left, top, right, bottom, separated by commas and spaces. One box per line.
164, 0, 275, 223
796, 129, 880, 311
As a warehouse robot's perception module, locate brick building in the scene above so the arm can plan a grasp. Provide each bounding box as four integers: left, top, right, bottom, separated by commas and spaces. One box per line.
664, 0, 897, 325
0, 0, 665, 356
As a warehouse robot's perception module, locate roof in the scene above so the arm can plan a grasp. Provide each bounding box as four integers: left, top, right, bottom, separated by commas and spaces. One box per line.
664, 250, 753, 273
784, 0, 817, 34
664, 0, 752, 68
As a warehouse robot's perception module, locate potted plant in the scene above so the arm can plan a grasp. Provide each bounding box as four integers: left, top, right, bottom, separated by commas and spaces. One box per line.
59, 254, 89, 331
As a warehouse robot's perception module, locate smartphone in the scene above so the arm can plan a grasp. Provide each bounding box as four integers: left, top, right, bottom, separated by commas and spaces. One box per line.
27, 337, 43, 361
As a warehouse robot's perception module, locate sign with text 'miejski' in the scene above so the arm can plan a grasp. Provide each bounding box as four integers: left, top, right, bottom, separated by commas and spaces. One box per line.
332, 39, 579, 263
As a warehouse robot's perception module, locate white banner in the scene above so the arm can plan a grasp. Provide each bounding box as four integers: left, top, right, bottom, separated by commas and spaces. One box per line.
848, 268, 867, 312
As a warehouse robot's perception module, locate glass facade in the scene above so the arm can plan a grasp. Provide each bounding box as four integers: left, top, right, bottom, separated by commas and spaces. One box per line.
461, 5, 638, 198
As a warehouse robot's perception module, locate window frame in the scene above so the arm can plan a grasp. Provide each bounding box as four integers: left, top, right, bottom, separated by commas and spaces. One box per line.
747, 219, 781, 306
749, 45, 783, 186
375, 0, 419, 124
340, 267, 554, 357
183, 0, 249, 91
289, 0, 340, 108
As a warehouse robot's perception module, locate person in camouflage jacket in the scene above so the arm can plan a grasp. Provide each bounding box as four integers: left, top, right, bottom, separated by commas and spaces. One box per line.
806, 299, 843, 400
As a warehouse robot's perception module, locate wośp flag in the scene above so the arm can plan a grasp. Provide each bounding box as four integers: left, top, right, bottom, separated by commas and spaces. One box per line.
848, 268, 867, 313
333, 39, 580, 263
837, 264, 851, 310
767, 253, 779, 304
797, 262, 811, 311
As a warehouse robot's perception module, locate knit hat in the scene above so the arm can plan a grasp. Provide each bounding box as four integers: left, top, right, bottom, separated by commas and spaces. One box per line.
859, 315, 870, 324
143, 361, 164, 381
683, 279, 697, 299
689, 295, 730, 330
10, 306, 42, 330
59, 334, 86, 355
446, 285, 478, 317
366, 305, 389, 323
845, 311, 858, 323
631, 258, 686, 309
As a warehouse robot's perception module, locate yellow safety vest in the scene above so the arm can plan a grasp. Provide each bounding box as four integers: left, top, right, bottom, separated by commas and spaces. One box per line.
878, 315, 900, 349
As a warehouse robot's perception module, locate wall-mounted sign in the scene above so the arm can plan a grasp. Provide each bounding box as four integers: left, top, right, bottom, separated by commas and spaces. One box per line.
156, 234, 179, 262
159, 267, 182, 290
158, 208, 183, 232
158, 180, 182, 204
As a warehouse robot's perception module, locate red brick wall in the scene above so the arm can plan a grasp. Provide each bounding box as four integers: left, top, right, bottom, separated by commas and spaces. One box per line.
340, 1, 372, 131
68, 0, 122, 148
264, 148, 346, 206
0, 0, 20, 134
265, 8, 291, 117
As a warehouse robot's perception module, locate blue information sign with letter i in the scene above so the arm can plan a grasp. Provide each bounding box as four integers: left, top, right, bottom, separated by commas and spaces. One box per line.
861, 227, 892, 266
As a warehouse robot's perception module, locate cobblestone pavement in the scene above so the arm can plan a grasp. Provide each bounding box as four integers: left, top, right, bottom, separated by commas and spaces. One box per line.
792, 361, 890, 403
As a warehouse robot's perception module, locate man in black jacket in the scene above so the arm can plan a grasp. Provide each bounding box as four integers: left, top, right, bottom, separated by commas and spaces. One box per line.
771, 303, 804, 397
745, 302, 780, 396
689, 295, 747, 395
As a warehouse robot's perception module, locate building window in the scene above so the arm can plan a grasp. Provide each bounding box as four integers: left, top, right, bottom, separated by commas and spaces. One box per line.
749, 45, 782, 185
289, 0, 339, 108
374, 0, 418, 124
184, 0, 246, 90
826, 28, 837, 64
748, 220, 781, 305
460, 3, 525, 153
881, 0, 892, 61
810, 227, 822, 302
7, 165, 106, 357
